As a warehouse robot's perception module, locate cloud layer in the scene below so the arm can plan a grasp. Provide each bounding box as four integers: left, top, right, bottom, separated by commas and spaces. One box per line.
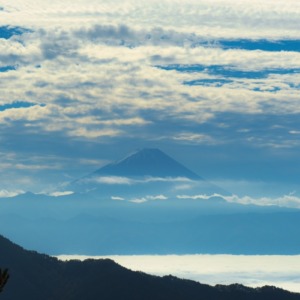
0, 0, 299, 194
177, 193, 300, 209
57, 254, 300, 293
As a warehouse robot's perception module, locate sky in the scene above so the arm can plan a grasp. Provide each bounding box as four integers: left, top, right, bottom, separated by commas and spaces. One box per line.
0, 0, 300, 197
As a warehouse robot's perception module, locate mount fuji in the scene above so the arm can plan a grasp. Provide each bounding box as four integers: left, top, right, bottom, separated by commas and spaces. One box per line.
92, 148, 201, 179
92, 148, 202, 180
68, 148, 225, 197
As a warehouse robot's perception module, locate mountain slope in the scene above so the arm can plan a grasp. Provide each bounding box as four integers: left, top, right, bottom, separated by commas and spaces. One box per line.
1, 234, 300, 300
68, 148, 227, 196
92, 148, 201, 179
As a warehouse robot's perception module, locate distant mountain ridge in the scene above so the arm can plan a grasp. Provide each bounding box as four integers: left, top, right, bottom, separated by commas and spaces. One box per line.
1, 234, 300, 300
91, 148, 201, 179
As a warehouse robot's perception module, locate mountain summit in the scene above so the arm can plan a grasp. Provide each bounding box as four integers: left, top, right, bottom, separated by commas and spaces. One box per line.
92, 148, 201, 180
68, 148, 226, 197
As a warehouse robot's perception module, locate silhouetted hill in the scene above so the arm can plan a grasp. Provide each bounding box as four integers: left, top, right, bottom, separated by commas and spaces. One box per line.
1, 235, 300, 300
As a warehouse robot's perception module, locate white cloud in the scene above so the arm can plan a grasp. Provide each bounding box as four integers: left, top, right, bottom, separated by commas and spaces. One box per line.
78, 158, 109, 167
68, 128, 123, 139
143, 177, 193, 183
0, 189, 25, 198
129, 194, 168, 203
0, 105, 51, 124
129, 197, 148, 204
223, 193, 300, 209
177, 193, 300, 209
289, 130, 300, 135
111, 196, 125, 201
75, 116, 150, 126
86, 176, 193, 185
146, 195, 168, 200
1, 27, 300, 147
91, 176, 133, 185
1, 0, 300, 190
110, 194, 168, 202
2, 0, 300, 39
177, 194, 217, 200
0, 161, 62, 171
172, 132, 218, 145
48, 191, 74, 197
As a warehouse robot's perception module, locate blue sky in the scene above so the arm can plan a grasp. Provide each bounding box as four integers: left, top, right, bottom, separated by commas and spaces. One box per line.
0, 0, 300, 199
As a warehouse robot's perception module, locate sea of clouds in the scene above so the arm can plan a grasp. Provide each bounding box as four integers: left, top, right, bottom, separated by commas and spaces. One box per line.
57, 254, 300, 293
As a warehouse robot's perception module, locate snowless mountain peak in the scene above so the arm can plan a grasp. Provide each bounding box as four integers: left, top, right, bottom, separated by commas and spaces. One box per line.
93, 148, 201, 180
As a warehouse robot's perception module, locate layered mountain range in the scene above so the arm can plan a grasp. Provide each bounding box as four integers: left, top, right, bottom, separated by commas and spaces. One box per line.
0, 148, 299, 255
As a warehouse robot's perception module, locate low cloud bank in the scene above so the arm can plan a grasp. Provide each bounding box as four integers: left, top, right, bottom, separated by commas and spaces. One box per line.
129, 194, 168, 203
177, 193, 300, 209
87, 176, 192, 185
57, 254, 300, 293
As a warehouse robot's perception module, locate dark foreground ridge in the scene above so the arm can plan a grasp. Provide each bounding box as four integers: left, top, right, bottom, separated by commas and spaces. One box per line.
1, 235, 300, 300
